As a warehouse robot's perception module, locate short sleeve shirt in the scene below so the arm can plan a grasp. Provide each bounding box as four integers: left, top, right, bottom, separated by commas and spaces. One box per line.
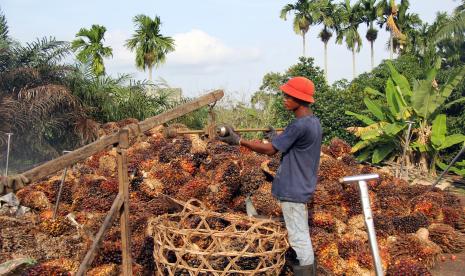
271, 115, 322, 203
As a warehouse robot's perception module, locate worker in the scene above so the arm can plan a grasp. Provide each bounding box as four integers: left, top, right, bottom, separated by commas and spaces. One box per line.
219, 76, 322, 276
0, 174, 29, 195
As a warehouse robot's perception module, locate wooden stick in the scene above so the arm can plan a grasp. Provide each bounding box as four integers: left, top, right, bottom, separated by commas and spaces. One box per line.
76, 193, 124, 276
22, 90, 224, 183
117, 129, 132, 275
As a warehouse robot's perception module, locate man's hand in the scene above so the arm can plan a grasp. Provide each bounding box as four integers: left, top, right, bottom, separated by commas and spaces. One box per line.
264, 126, 277, 142
218, 125, 241, 145
0, 174, 29, 194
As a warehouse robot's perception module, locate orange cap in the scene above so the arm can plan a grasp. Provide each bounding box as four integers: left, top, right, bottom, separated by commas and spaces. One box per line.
279, 77, 315, 103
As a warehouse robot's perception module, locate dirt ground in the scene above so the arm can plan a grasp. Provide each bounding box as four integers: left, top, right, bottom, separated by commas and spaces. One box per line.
430, 187, 465, 276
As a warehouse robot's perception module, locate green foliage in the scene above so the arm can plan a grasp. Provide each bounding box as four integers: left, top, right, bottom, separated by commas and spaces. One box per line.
68, 64, 172, 123
347, 61, 465, 173
71, 24, 113, 77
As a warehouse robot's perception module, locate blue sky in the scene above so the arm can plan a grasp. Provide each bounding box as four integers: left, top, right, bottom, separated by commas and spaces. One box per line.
1, 0, 459, 100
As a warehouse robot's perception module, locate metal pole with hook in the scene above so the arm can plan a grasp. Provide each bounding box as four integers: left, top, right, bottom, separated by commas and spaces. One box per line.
399, 121, 414, 179
432, 143, 465, 189
53, 150, 72, 219
5, 133, 13, 177
342, 174, 383, 276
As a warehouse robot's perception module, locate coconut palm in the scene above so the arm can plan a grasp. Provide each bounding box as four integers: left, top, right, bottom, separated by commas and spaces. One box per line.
336, 0, 363, 79
125, 15, 175, 82
71, 24, 113, 77
315, 0, 339, 80
360, 0, 381, 70
280, 0, 320, 57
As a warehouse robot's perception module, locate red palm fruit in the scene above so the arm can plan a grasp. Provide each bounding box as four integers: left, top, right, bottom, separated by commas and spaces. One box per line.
428, 223, 465, 253
386, 257, 432, 276
328, 138, 352, 159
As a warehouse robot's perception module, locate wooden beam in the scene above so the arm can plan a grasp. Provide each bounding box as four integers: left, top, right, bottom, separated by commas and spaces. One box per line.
76, 193, 124, 276
21, 90, 224, 183
117, 130, 132, 275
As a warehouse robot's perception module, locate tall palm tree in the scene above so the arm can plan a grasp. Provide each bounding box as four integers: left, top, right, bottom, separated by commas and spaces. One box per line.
377, 0, 413, 59
315, 0, 339, 80
337, 0, 363, 79
360, 0, 381, 70
125, 15, 175, 82
280, 0, 320, 57
393, 0, 422, 54
71, 24, 113, 77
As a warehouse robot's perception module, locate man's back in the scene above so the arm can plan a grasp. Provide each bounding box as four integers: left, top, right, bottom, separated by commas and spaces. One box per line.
271, 115, 322, 203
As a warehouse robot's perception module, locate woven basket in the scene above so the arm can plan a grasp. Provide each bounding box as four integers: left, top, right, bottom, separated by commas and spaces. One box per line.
147, 199, 289, 275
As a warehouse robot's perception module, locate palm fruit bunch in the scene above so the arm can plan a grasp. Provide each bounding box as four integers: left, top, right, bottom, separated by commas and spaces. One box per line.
386, 257, 432, 276
387, 233, 441, 268
5, 121, 465, 276
428, 223, 465, 253
328, 138, 352, 159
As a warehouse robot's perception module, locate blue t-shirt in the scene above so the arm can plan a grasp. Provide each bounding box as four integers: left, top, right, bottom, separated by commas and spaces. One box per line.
271, 115, 322, 203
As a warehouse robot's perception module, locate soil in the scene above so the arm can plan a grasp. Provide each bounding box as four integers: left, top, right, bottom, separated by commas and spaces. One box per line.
431, 190, 465, 276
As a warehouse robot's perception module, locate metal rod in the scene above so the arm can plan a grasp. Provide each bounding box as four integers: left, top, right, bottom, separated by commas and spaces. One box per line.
5, 133, 13, 177
176, 127, 285, 135
432, 143, 465, 188
343, 174, 383, 276
399, 121, 414, 179
53, 167, 67, 219
53, 151, 72, 219
359, 180, 384, 276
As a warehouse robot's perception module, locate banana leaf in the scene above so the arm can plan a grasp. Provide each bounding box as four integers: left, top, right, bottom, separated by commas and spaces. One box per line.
431, 114, 447, 148
372, 144, 395, 163
364, 97, 385, 121
345, 110, 375, 125
387, 61, 412, 97
438, 134, 465, 150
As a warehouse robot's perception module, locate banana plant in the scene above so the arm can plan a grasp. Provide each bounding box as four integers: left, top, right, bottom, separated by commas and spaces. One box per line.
437, 148, 465, 177
412, 115, 465, 175
346, 61, 465, 175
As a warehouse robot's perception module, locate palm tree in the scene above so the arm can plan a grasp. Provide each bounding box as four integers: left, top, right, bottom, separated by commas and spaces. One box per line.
0, 37, 90, 164
337, 0, 363, 79
393, 0, 422, 54
71, 24, 113, 77
377, 0, 419, 59
280, 0, 320, 57
315, 0, 339, 80
434, 0, 465, 44
125, 15, 175, 82
360, 0, 381, 70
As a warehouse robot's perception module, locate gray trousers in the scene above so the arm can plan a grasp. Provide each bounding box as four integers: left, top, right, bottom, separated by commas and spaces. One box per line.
280, 201, 315, 266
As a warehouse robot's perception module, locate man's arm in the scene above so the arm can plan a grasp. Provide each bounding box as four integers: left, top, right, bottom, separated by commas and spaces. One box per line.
240, 140, 278, 156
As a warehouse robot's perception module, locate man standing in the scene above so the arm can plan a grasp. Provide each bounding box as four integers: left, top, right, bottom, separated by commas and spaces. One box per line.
219, 76, 322, 276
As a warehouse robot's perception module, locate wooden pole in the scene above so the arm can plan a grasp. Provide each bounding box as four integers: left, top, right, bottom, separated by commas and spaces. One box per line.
21, 90, 224, 183
117, 129, 132, 275
76, 193, 124, 276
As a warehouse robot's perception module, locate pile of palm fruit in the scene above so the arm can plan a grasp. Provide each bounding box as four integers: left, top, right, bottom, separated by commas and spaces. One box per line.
1, 120, 465, 275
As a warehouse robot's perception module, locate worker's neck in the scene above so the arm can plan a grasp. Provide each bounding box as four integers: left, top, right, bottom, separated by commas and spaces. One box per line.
294, 105, 312, 118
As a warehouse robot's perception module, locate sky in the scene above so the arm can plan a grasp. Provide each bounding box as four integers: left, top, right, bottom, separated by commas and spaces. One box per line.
1, 0, 460, 101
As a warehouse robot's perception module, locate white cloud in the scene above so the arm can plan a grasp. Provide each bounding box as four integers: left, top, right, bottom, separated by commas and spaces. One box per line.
167, 29, 261, 66
105, 30, 134, 70
103, 29, 262, 79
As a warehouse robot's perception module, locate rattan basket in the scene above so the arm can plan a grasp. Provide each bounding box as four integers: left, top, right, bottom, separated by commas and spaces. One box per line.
147, 199, 289, 275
